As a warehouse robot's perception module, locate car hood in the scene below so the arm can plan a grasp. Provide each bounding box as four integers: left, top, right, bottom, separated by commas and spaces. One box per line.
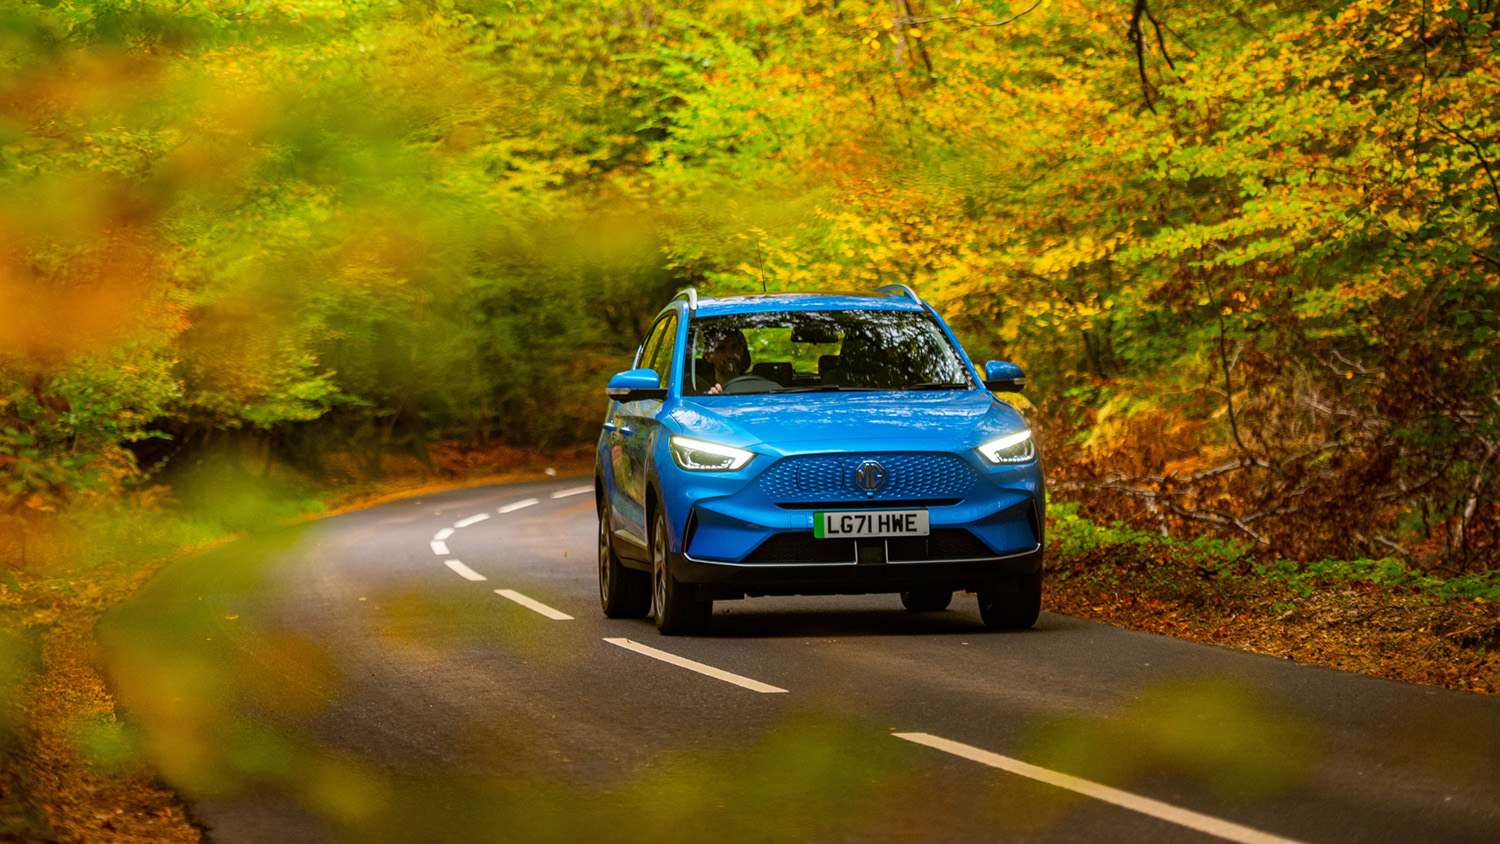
666, 391, 1026, 455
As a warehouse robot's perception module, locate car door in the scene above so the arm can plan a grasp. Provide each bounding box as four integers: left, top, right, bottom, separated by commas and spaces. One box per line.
609, 313, 677, 546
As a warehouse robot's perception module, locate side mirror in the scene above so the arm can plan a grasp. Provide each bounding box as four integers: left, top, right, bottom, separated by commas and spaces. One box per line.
606, 368, 666, 401
983, 360, 1026, 392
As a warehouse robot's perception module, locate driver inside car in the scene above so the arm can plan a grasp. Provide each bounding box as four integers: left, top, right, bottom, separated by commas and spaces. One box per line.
704, 327, 751, 395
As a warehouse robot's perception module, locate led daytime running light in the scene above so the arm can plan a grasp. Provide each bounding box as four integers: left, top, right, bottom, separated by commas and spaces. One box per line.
978, 430, 1036, 464
670, 436, 754, 471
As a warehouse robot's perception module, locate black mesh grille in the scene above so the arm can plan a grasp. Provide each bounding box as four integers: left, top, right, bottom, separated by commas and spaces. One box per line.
741, 528, 994, 564
887, 529, 995, 562
743, 533, 855, 564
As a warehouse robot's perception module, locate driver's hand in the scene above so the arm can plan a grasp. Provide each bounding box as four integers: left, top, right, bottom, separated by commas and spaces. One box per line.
708, 384, 724, 395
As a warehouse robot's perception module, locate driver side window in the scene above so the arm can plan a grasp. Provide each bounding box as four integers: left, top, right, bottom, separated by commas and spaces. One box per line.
643, 314, 677, 389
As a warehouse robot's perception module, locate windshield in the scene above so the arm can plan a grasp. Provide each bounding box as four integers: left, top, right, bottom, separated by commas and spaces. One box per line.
682, 309, 974, 396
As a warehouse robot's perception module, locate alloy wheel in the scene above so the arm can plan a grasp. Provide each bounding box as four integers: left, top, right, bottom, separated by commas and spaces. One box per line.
597, 508, 612, 603
652, 515, 667, 620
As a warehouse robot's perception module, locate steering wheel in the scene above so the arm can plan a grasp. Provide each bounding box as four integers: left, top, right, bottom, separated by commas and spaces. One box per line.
721, 374, 779, 394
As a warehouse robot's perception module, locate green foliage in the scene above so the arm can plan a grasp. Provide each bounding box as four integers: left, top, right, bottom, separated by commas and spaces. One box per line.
171, 456, 326, 535
0, 426, 96, 515
49, 497, 228, 570
1053, 500, 1500, 603
1048, 500, 1169, 558
1049, 500, 1252, 562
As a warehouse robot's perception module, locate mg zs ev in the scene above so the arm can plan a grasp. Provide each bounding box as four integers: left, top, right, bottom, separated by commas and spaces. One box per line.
594, 285, 1043, 635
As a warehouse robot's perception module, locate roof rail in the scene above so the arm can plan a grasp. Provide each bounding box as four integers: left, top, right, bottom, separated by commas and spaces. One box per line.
672, 286, 699, 316
875, 283, 922, 302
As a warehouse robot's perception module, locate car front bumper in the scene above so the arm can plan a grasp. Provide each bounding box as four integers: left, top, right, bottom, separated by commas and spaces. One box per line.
676, 542, 1043, 598
660, 447, 1044, 597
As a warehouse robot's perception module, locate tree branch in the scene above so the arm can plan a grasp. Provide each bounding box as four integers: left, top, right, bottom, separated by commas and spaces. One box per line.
1144, 4, 1176, 71
1217, 312, 1250, 454
1128, 0, 1157, 113
1429, 116, 1500, 214
1189, 456, 1273, 482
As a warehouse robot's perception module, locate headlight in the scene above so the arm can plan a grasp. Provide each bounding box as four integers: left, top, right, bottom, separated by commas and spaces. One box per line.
669, 436, 754, 471
977, 430, 1036, 464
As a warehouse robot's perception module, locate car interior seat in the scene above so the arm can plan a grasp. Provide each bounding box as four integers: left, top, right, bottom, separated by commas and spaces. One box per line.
834, 338, 877, 386
818, 354, 842, 385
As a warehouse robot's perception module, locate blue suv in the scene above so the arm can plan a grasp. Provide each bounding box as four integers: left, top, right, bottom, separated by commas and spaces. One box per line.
594, 285, 1044, 634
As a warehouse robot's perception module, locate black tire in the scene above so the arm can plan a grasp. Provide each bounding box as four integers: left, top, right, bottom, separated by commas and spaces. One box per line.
899, 589, 954, 612
599, 499, 650, 618
978, 572, 1042, 630
651, 508, 711, 635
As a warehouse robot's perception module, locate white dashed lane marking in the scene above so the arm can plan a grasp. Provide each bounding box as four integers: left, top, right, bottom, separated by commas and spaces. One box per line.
429, 490, 597, 611
444, 560, 487, 581
494, 589, 574, 620
603, 638, 788, 694
894, 733, 1307, 844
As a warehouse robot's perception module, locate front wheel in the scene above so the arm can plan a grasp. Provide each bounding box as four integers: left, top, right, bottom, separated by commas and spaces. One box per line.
652, 509, 711, 635
977, 572, 1042, 630
599, 499, 650, 618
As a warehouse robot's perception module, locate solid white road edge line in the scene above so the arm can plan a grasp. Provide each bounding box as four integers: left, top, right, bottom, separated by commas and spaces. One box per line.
429, 540, 450, 556
433, 527, 455, 541
498, 498, 540, 514
444, 560, 487, 582
603, 638, 788, 694
453, 513, 490, 528
893, 733, 1308, 844
494, 589, 574, 620
550, 485, 592, 499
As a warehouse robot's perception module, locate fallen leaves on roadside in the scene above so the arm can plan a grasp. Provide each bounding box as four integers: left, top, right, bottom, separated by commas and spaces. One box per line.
1045, 548, 1500, 695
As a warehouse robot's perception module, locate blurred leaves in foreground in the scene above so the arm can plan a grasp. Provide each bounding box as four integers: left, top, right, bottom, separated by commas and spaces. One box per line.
0, 623, 39, 753
96, 526, 923, 842
2, 0, 678, 580
1028, 677, 1317, 798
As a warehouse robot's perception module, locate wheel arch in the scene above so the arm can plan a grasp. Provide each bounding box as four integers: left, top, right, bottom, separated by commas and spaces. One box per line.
645, 478, 662, 534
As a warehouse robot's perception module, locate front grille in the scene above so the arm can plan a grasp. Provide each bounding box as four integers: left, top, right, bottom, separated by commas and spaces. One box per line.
740, 528, 995, 565
743, 533, 855, 564
757, 453, 977, 504
888, 529, 995, 561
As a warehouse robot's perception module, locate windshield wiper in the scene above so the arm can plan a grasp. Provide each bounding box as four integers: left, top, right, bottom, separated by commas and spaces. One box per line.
779, 385, 884, 393
905, 382, 970, 390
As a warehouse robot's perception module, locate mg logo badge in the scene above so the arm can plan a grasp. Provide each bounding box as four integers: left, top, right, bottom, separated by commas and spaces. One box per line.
854, 459, 887, 493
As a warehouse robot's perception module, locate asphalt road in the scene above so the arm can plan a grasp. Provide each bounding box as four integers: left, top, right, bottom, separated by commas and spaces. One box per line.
101, 477, 1500, 844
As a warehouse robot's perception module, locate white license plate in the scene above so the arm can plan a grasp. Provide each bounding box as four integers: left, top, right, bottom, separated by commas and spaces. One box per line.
814, 509, 930, 539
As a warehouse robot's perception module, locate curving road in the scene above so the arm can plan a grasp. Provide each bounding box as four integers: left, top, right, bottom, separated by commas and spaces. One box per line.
101, 477, 1500, 844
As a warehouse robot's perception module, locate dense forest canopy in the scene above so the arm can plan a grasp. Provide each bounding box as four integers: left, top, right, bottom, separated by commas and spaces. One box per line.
1, 0, 1497, 570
